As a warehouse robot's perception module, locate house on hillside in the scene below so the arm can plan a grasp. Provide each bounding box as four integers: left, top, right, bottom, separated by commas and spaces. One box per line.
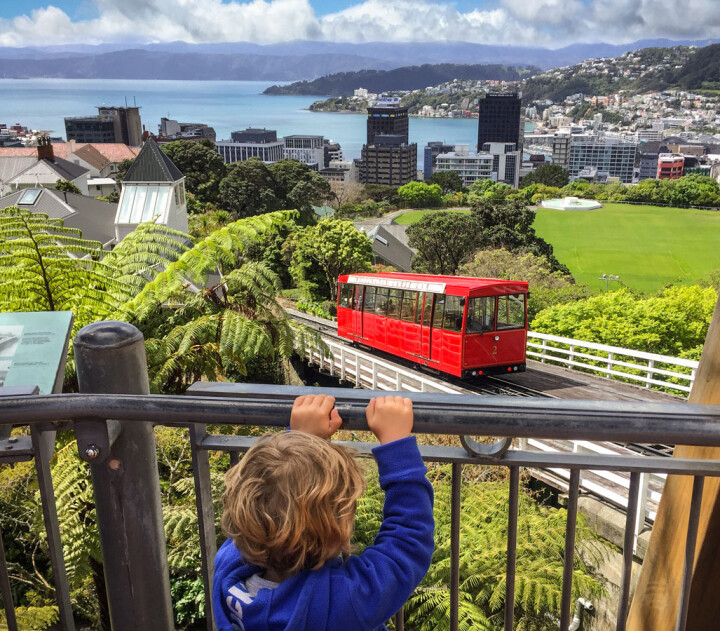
0, 138, 89, 195
115, 138, 188, 241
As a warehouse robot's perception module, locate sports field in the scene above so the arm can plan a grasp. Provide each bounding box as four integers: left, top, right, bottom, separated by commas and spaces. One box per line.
533, 203, 720, 293
393, 208, 469, 225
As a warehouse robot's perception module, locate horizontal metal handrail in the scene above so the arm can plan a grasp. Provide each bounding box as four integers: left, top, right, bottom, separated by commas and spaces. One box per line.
2, 385, 720, 445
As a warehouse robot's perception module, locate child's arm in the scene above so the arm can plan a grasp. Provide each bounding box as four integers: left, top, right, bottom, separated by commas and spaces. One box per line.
341, 396, 435, 628
289, 394, 342, 438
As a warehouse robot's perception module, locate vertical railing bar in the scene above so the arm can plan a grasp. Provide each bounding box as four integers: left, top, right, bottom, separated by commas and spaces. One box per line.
616, 472, 641, 631
450, 462, 462, 631
559, 469, 580, 631
0, 527, 19, 631
393, 607, 405, 631
190, 423, 218, 631
229, 450, 240, 468
674, 476, 705, 631
634, 472, 650, 553
504, 466, 520, 631
30, 427, 76, 631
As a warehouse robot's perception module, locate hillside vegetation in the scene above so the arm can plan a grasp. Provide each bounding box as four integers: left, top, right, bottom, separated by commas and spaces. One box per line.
263, 63, 538, 96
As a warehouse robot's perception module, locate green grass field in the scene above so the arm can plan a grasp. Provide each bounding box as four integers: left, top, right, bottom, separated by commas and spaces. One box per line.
533, 203, 720, 293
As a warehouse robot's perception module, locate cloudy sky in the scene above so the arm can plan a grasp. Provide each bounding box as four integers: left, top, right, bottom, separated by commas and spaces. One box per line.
1, 0, 719, 48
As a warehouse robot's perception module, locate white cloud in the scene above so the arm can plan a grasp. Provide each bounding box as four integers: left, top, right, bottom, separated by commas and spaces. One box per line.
1, 0, 720, 47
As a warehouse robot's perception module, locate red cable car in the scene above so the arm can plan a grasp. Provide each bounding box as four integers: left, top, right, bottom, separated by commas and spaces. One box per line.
336, 272, 528, 378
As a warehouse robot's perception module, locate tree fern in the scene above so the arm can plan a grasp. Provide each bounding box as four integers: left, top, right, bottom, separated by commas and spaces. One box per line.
402, 467, 608, 630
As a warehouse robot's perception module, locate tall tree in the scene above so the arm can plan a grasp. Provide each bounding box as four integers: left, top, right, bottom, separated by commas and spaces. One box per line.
269, 159, 333, 222
407, 212, 481, 275
218, 159, 281, 219
161, 140, 227, 204
428, 171, 465, 195
397, 181, 443, 208
521, 163, 570, 188
287, 219, 373, 300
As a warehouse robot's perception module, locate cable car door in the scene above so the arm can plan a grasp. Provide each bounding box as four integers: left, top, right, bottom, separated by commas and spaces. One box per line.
419, 293, 433, 360
355, 285, 364, 338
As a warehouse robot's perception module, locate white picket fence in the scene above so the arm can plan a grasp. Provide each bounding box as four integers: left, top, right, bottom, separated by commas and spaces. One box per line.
527, 332, 699, 396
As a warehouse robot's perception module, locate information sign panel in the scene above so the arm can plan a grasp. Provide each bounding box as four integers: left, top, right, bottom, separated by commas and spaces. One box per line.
0, 312, 74, 394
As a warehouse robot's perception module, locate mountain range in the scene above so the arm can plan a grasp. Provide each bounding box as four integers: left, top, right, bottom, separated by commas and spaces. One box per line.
0, 39, 718, 81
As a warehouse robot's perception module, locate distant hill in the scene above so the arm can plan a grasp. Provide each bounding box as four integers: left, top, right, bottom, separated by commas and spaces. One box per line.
263, 63, 538, 96
0, 38, 717, 82
521, 46, 701, 102
677, 43, 720, 90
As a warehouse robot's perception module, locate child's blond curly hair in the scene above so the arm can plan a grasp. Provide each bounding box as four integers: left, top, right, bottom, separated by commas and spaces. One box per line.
221, 431, 366, 576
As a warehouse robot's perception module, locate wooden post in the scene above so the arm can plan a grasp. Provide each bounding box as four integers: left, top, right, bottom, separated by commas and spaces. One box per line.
627, 294, 720, 630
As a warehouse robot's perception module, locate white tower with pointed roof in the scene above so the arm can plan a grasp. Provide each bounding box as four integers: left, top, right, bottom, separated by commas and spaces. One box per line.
114, 138, 188, 241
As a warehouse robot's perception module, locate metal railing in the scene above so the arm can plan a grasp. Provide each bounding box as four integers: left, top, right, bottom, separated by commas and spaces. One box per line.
1, 321, 720, 631
527, 331, 699, 396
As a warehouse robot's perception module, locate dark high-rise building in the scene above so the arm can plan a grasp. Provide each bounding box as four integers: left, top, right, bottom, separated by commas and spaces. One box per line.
231, 128, 277, 143
477, 93, 523, 154
65, 116, 117, 143
366, 98, 409, 145
64, 105, 142, 145
360, 97, 416, 186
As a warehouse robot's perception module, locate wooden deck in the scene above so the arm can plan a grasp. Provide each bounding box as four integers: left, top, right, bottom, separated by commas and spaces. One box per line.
494, 359, 682, 402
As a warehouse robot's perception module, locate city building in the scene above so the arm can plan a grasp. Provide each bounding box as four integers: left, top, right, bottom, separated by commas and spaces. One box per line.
657, 154, 685, 179
434, 144, 493, 186
231, 128, 277, 143
423, 142, 455, 180
638, 151, 660, 180
366, 98, 409, 144
360, 141, 417, 187
64, 116, 116, 144
319, 160, 359, 185
65, 106, 143, 146
156, 118, 216, 144
636, 129, 664, 143
360, 98, 416, 187
477, 92, 524, 154
283, 135, 324, 169
482, 142, 522, 188
115, 138, 188, 241
567, 138, 637, 183
216, 127, 284, 164
323, 140, 342, 167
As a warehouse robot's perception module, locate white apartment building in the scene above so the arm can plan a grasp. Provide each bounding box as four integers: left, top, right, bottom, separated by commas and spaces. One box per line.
568, 137, 637, 183
215, 139, 285, 164
435, 144, 493, 186
283, 135, 324, 169
482, 142, 522, 189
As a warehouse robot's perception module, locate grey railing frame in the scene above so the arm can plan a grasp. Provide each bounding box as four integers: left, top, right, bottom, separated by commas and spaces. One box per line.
1, 321, 720, 631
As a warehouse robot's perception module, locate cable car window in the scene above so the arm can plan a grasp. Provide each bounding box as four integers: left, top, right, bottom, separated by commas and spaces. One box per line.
401, 291, 417, 322
443, 295, 464, 332
387, 289, 403, 319
432, 295, 445, 328
497, 294, 526, 330
467, 296, 496, 333
364, 286, 376, 312
421, 294, 433, 326
354, 285, 364, 311
338, 283, 354, 309
415, 292, 424, 324
375, 287, 389, 316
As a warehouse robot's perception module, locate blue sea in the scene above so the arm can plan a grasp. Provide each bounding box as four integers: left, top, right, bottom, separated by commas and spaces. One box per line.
0, 79, 534, 165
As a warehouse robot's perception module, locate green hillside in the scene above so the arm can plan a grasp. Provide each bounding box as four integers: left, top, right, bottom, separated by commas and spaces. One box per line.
533, 203, 720, 293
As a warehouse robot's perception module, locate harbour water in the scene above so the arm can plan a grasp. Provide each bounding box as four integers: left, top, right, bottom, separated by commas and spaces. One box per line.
0, 78, 533, 165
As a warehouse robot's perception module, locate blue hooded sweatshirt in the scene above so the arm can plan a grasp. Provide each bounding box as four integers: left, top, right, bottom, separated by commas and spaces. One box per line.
212, 436, 435, 631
